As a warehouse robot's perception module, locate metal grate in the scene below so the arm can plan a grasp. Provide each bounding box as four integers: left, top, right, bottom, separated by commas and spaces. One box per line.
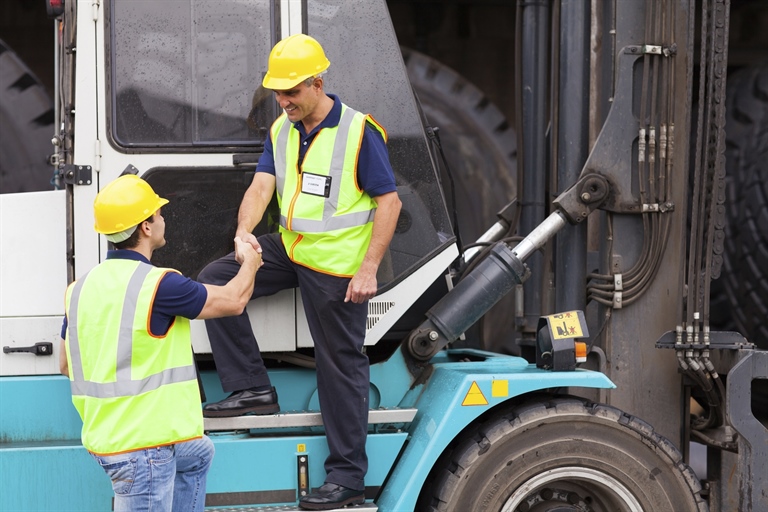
366, 301, 395, 330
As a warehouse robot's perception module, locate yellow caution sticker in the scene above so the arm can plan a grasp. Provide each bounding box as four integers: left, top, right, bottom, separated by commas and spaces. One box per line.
297, 444, 306, 452
547, 310, 586, 339
462, 381, 489, 406
491, 379, 509, 397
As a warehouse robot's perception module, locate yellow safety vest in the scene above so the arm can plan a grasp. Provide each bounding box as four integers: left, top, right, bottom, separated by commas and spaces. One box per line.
64, 259, 202, 455
271, 103, 387, 276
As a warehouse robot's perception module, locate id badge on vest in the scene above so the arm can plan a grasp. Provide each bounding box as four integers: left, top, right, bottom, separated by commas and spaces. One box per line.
301, 173, 332, 198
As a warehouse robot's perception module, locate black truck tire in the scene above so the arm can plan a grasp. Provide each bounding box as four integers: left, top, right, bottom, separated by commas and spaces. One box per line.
418, 397, 707, 512
402, 46, 517, 244
402, 47, 518, 353
720, 63, 768, 349
0, 39, 55, 194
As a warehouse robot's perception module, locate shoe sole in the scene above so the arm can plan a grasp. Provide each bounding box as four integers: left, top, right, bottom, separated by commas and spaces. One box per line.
299, 495, 365, 510
202, 403, 280, 418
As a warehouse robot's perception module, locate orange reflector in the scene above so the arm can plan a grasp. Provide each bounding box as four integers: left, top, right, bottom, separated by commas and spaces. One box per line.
575, 341, 588, 363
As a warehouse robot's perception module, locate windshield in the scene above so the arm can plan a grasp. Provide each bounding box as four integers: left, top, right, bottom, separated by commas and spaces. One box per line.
120, 0, 454, 289
307, 0, 454, 282
108, 0, 274, 147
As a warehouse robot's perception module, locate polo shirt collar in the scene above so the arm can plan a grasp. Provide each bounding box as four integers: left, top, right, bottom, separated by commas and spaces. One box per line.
293, 94, 341, 137
106, 249, 151, 265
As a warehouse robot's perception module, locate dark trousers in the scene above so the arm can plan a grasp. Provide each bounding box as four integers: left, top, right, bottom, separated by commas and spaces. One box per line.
197, 233, 369, 491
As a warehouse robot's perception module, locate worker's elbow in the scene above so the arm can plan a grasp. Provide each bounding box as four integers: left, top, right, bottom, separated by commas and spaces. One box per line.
232, 296, 250, 316
386, 191, 402, 210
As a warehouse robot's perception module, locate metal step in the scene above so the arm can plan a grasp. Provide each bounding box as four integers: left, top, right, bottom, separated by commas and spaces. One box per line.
207, 504, 377, 511
204, 408, 417, 431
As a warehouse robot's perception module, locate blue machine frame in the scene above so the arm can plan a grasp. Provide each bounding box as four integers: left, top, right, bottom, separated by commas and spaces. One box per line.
0, 350, 613, 510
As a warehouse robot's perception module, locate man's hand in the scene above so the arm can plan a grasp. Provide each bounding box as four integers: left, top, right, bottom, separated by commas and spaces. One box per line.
345, 264, 378, 303
236, 230, 263, 253
344, 191, 401, 303
198, 238, 261, 319
234, 236, 263, 268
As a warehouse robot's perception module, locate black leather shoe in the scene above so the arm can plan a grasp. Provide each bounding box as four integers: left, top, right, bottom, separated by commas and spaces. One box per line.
202, 387, 279, 417
299, 483, 365, 510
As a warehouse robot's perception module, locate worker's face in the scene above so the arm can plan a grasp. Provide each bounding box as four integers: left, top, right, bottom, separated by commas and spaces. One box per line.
148, 209, 166, 249
273, 78, 322, 123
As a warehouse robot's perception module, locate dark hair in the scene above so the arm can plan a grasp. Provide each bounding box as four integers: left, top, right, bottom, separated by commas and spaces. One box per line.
111, 213, 155, 250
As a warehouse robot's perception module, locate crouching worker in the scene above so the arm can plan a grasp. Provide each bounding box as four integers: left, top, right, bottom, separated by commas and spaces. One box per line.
59, 174, 262, 512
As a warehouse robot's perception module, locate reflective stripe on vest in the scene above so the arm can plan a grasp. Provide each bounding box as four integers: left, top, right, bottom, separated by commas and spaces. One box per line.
67, 265, 196, 398
279, 209, 376, 233
65, 260, 202, 455
270, 103, 384, 275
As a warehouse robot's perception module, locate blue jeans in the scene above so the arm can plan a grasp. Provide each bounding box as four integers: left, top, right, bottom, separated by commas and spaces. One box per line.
91, 436, 214, 512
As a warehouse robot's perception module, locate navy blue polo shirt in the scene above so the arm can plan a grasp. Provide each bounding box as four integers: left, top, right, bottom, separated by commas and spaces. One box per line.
256, 94, 397, 198
61, 250, 208, 339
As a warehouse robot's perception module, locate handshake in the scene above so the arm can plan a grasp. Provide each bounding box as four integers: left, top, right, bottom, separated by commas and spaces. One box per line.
234, 236, 264, 269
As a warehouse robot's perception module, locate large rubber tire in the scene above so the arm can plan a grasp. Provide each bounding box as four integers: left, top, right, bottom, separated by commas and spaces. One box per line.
719, 63, 768, 349
402, 47, 517, 244
402, 47, 518, 353
0, 40, 55, 194
418, 397, 707, 512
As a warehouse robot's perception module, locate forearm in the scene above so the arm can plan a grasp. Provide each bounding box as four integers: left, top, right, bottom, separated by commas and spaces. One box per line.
236, 192, 267, 237
360, 192, 402, 273
344, 192, 401, 303
198, 257, 259, 319
236, 173, 276, 238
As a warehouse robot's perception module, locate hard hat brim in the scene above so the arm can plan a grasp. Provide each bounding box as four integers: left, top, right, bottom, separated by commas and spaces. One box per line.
262, 73, 312, 91
94, 196, 169, 235
261, 73, 315, 91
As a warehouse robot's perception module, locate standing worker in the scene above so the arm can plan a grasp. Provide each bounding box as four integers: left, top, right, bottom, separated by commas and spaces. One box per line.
59, 174, 262, 512
198, 34, 401, 510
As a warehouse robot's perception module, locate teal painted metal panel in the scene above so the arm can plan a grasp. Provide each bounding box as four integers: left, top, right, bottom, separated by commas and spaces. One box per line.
376, 360, 615, 510
0, 429, 406, 510
201, 368, 321, 412
206, 432, 407, 505
0, 442, 112, 511
1, 352, 612, 511
370, 347, 420, 408
0, 376, 82, 443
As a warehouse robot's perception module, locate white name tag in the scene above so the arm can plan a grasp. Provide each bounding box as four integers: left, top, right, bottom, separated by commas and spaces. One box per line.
301, 173, 331, 197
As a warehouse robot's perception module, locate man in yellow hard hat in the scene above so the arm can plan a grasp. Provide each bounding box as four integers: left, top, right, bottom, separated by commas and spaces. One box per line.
59, 174, 263, 512
198, 34, 402, 510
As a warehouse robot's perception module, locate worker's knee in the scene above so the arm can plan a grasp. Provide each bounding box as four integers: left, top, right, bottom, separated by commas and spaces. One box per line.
197, 253, 237, 285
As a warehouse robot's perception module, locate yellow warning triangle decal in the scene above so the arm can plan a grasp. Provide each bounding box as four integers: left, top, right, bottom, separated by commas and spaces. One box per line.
462, 381, 489, 406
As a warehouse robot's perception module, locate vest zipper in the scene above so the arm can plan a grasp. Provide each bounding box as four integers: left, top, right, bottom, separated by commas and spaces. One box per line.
286, 129, 323, 231
286, 167, 301, 231
286, 135, 303, 231
288, 234, 303, 260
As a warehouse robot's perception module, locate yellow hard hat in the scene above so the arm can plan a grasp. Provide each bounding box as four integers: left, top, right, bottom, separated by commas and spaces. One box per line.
262, 34, 330, 90
93, 175, 168, 235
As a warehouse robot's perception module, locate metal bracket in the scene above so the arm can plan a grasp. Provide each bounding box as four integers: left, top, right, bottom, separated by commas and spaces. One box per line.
60, 164, 92, 186
726, 350, 768, 510
642, 44, 663, 54
552, 173, 610, 224
120, 164, 139, 176
624, 44, 672, 56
